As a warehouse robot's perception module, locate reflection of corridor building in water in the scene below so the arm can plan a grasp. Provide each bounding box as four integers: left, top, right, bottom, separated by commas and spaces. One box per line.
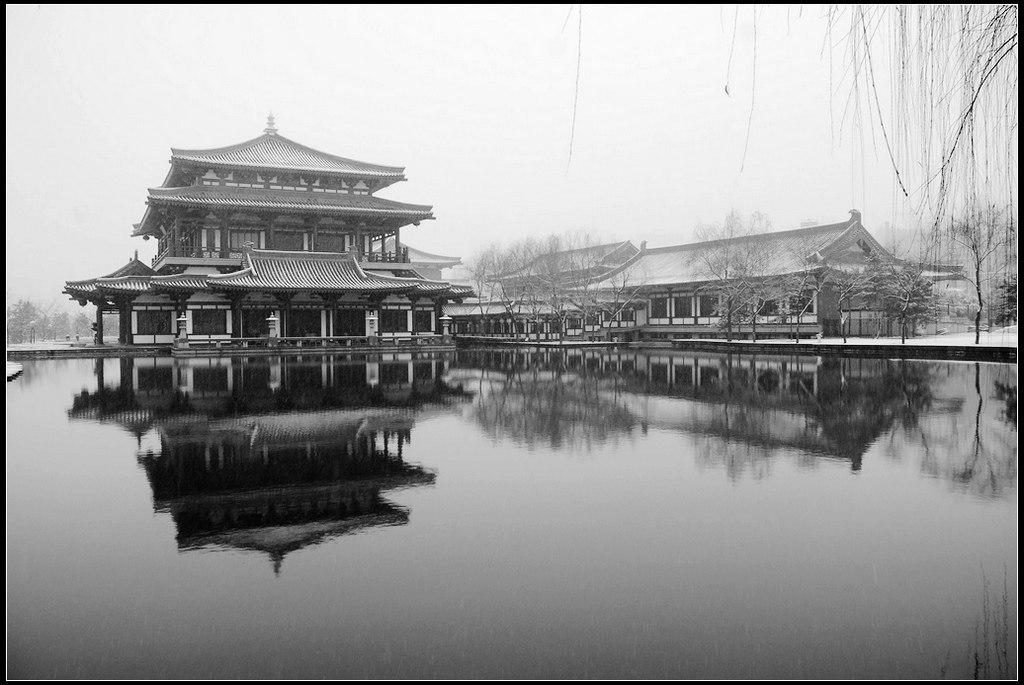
68, 354, 467, 572
446, 349, 1008, 484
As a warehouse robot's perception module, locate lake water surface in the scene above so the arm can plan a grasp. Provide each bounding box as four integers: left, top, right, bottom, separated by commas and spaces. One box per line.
6, 349, 1017, 679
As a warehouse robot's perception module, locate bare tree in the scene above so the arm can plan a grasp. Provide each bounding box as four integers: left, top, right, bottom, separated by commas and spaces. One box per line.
949, 204, 1017, 344
477, 231, 641, 343
592, 258, 646, 340
695, 211, 773, 340
551, 231, 641, 341
465, 243, 508, 335
468, 238, 546, 339
738, 231, 788, 342
524, 233, 572, 341
829, 266, 875, 343
777, 264, 831, 342
73, 311, 93, 339
866, 232, 941, 343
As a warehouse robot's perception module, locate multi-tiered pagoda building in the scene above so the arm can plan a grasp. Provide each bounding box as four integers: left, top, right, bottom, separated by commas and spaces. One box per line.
65, 117, 471, 347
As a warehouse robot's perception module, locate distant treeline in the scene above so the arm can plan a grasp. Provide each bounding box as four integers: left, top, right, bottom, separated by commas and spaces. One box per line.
5, 298, 118, 344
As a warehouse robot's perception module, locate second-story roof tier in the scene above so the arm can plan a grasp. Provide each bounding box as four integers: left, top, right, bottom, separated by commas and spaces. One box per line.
133, 185, 434, 239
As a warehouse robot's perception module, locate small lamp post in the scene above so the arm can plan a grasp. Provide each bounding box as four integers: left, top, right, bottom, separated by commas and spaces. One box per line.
266, 314, 279, 343
440, 314, 453, 339
366, 312, 379, 345
176, 313, 188, 349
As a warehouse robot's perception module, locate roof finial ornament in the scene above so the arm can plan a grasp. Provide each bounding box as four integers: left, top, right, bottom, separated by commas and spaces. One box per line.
265, 112, 278, 135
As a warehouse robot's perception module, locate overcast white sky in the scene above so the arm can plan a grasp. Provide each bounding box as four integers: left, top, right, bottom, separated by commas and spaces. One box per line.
7, 4, 909, 304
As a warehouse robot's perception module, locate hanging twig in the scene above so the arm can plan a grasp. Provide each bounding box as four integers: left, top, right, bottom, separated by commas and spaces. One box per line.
739, 5, 757, 173
566, 5, 582, 176
724, 5, 739, 96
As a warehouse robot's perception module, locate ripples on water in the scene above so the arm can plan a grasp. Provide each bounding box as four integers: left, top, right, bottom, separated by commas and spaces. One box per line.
6, 349, 1017, 679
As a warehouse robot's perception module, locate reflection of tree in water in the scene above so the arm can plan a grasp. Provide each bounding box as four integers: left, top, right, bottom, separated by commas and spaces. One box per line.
687, 357, 1014, 495
672, 357, 925, 479
951, 364, 1016, 498
450, 349, 642, 452
691, 435, 776, 483
453, 350, 938, 467
454, 349, 1016, 494
643, 355, 936, 468
993, 380, 1017, 429
812, 358, 936, 464
465, 365, 639, 453
883, 362, 1016, 499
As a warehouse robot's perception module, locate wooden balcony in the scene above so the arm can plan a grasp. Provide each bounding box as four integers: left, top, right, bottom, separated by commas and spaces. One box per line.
153, 246, 412, 270
152, 246, 244, 270
363, 248, 410, 264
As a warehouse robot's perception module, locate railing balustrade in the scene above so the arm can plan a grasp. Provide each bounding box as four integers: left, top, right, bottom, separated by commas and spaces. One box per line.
152, 246, 245, 266
177, 334, 448, 350
364, 248, 410, 264
153, 245, 412, 267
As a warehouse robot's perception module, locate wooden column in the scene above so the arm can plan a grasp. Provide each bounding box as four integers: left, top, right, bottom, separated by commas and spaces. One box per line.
230, 294, 243, 339
94, 302, 105, 345
219, 211, 230, 258
328, 295, 339, 338
172, 215, 182, 258
394, 227, 401, 261
434, 299, 444, 334
280, 293, 293, 338
119, 298, 132, 344
265, 215, 275, 250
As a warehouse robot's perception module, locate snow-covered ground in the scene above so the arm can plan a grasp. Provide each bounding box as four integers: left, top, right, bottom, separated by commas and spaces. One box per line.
743, 325, 1018, 348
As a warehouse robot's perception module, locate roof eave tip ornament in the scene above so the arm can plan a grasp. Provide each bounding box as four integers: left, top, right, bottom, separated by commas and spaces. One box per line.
849, 208, 862, 224
264, 112, 278, 136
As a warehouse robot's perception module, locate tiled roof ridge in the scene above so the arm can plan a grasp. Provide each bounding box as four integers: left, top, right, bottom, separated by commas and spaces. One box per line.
105, 255, 157, 279
643, 220, 852, 255
170, 133, 405, 176
242, 248, 442, 280
150, 273, 211, 290
541, 239, 635, 259
65, 256, 156, 290
203, 248, 426, 292
382, 237, 462, 265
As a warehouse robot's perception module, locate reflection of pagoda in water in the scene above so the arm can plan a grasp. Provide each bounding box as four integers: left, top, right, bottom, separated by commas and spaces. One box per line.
143, 409, 432, 574
69, 353, 468, 572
